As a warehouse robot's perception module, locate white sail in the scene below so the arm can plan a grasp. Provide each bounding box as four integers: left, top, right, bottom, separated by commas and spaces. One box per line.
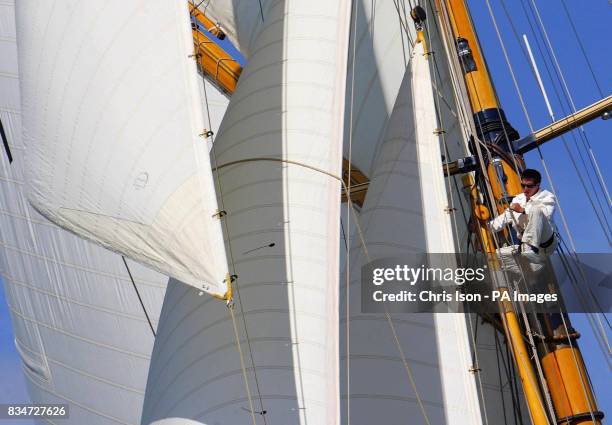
16, 0, 229, 296
1, 3, 233, 422
339, 41, 484, 423
1, 3, 167, 423
142, 1, 352, 424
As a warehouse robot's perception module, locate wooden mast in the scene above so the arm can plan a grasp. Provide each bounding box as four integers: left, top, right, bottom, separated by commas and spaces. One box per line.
438, 1, 604, 424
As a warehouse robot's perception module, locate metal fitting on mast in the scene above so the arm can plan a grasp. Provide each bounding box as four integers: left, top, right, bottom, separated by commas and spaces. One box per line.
410, 5, 427, 30
456, 37, 477, 73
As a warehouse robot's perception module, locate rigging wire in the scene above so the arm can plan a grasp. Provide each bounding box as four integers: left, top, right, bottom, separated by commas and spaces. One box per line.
483, 2, 608, 421
525, 0, 612, 217
477, 4, 604, 423
506, 0, 612, 241
202, 83, 266, 425
520, 0, 612, 342
499, 329, 527, 425
509, 0, 612, 347
190, 4, 264, 422
342, 181, 433, 425
555, 240, 612, 364
343, 3, 438, 424
492, 321, 510, 425
392, 0, 415, 46
498, 0, 612, 236
516, 0, 612, 222
558, 0, 604, 97
121, 256, 156, 338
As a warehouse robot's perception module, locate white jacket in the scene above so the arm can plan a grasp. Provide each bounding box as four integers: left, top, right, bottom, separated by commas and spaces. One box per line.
489, 189, 556, 241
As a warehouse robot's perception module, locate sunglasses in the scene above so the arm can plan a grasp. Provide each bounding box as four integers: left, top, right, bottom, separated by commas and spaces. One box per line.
521, 183, 539, 189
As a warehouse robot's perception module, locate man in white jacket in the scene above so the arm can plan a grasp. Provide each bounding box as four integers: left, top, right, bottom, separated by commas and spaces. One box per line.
489, 169, 557, 277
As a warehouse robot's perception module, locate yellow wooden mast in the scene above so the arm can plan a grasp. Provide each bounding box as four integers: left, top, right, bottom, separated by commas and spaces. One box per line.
439, 1, 603, 424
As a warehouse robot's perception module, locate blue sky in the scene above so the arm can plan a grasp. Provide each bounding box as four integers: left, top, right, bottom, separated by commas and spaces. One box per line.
1, 0, 610, 422
467, 0, 612, 416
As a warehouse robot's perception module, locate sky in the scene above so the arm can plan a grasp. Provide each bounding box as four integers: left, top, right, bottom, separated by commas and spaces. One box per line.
0, 0, 610, 423
467, 0, 612, 417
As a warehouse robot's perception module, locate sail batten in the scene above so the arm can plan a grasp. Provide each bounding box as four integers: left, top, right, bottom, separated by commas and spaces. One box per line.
18, 0, 230, 296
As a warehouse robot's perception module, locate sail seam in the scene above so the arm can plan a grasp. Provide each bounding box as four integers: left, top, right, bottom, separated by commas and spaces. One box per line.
46, 357, 145, 395
7, 305, 152, 359
0, 241, 167, 288
25, 374, 138, 425
3, 275, 159, 324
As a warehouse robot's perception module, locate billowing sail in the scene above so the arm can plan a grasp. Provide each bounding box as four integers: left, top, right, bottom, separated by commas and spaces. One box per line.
1, 3, 167, 423
142, 1, 352, 424
16, 0, 229, 296
339, 42, 484, 424
1, 2, 232, 422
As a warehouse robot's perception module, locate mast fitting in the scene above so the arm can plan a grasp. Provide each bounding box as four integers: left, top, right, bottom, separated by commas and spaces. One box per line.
410, 6, 427, 29
200, 129, 214, 138
456, 37, 477, 73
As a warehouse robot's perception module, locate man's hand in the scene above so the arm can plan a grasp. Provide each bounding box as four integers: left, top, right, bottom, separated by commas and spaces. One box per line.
510, 203, 524, 214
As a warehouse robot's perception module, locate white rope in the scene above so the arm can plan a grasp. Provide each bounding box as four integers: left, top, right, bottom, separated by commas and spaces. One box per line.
345, 0, 359, 422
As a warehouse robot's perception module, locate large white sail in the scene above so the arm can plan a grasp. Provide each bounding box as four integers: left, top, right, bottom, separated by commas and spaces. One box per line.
142, 1, 352, 424
1, 3, 232, 422
1, 3, 167, 423
16, 0, 229, 296
339, 41, 484, 424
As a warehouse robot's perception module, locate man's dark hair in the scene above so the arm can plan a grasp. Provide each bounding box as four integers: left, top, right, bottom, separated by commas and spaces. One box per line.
521, 168, 541, 184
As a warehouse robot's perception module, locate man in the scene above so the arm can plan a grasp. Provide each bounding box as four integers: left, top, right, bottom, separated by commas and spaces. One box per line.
489, 168, 557, 276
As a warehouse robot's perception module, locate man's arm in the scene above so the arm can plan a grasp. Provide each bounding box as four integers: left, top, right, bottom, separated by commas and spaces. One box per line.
489, 209, 512, 233
525, 191, 556, 218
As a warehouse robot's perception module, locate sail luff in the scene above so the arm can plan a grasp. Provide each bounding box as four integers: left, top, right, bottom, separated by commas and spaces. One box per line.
412, 39, 486, 424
